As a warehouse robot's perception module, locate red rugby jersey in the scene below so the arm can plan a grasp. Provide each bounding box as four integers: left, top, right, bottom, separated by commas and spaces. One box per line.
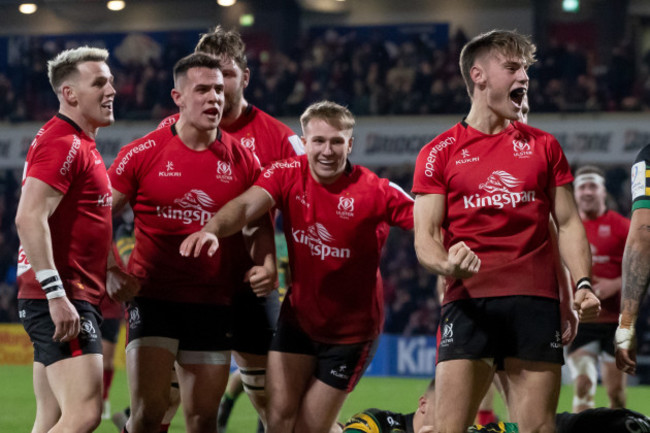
157, 105, 303, 167
582, 210, 629, 323
108, 125, 259, 305
17, 114, 112, 305
413, 120, 573, 304
256, 155, 414, 344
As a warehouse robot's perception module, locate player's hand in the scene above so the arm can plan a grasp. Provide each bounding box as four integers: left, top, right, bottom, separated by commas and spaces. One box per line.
107, 266, 140, 302
615, 325, 637, 375
179, 231, 219, 257
573, 288, 600, 322
446, 241, 480, 279
245, 264, 277, 297
48, 296, 80, 342
560, 301, 579, 345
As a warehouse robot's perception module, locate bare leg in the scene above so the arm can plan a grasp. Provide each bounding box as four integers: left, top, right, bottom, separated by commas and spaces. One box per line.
295, 378, 349, 433
266, 350, 316, 433
47, 354, 103, 433
504, 358, 561, 433
125, 346, 176, 433
601, 358, 627, 409
429, 359, 495, 433
31, 362, 61, 433
176, 362, 230, 433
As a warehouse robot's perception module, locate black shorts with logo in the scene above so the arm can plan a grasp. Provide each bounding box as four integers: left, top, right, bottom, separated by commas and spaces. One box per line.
125, 297, 233, 352
271, 311, 378, 392
99, 318, 121, 344
231, 289, 279, 355
18, 299, 103, 366
437, 295, 564, 368
568, 322, 617, 357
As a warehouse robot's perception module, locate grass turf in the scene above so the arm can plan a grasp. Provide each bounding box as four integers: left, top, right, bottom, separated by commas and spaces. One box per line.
1, 365, 649, 432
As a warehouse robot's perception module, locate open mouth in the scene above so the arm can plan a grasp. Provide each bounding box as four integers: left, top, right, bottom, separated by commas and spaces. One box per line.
101, 101, 113, 110
510, 88, 526, 107
204, 108, 220, 117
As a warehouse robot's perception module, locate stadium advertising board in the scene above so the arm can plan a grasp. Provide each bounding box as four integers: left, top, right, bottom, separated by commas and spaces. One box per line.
365, 334, 437, 378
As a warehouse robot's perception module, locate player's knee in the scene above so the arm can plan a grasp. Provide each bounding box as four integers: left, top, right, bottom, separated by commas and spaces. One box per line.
241, 367, 267, 399
569, 355, 597, 397
185, 413, 217, 433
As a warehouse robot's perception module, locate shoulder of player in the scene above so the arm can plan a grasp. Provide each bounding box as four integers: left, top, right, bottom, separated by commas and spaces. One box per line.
122, 127, 172, 153
35, 122, 92, 156
634, 143, 650, 164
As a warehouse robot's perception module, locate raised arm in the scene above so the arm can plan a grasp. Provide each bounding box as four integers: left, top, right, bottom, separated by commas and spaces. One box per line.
180, 185, 275, 258
552, 184, 600, 321
616, 208, 650, 374
413, 193, 480, 278
15, 177, 79, 342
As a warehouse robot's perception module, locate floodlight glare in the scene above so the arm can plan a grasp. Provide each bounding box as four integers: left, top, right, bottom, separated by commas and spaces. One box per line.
19, 3, 38, 14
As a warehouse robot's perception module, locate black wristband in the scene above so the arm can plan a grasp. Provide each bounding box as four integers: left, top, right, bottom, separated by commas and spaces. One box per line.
576, 277, 593, 292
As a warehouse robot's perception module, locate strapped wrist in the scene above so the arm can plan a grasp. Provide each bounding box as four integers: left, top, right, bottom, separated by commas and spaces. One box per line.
576, 277, 593, 292
35, 269, 66, 299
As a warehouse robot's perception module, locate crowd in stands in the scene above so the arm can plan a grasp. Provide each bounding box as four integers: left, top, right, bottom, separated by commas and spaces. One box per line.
0, 28, 649, 122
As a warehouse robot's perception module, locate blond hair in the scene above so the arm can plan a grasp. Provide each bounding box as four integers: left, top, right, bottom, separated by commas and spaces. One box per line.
47, 46, 109, 94
300, 101, 355, 133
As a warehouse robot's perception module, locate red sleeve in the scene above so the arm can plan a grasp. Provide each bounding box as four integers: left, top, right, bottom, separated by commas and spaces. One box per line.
547, 135, 573, 187
108, 141, 140, 197
26, 134, 81, 194
382, 179, 414, 230
254, 161, 292, 207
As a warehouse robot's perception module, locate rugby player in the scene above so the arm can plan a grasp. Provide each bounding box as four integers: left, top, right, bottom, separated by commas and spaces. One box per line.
107, 53, 276, 433
568, 165, 630, 412
15, 46, 116, 433
412, 30, 600, 433
180, 101, 414, 433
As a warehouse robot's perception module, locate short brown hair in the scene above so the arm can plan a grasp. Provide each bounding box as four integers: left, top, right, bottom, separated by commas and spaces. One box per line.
195, 25, 247, 70
173, 52, 222, 87
459, 29, 536, 98
47, 46, 109, 94
300, 101, 355, 133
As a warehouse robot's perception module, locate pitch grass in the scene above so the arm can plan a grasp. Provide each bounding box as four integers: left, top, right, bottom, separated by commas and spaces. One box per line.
1, 365, 649, 432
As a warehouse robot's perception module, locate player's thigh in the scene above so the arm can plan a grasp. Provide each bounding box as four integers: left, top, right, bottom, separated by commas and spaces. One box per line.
434, 358, 495, 427
176, 362, 230, 415
296, 378, 349, 433
503, 358, 561, 429
46, 354, 103, 411
267, 350, 317, 414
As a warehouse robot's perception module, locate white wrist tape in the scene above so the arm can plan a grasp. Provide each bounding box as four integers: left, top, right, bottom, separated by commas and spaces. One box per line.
35, 269, 66, 300
615, 315, 636, 351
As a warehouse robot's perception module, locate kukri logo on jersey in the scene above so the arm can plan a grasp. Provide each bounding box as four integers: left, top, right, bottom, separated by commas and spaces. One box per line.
291, 223, 351, 260
156, 189, 216, 225
463, 171, 536, 209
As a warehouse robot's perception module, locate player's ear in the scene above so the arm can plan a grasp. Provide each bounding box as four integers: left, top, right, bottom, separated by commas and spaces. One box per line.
347, 136, 354, 154
242, 67, 250, 89
471, 64, 486, 90
171, 88, 183, 108
418, 395, 428, 414
61, 84, 77, 106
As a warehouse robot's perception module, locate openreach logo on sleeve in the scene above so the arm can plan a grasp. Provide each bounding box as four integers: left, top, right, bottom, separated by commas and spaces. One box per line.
422, 136, 455, 177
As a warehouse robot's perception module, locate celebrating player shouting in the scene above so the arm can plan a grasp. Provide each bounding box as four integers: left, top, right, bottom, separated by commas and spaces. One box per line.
180, 101, 414, 433
107, 53, 276, 433
412, 30, 599, 433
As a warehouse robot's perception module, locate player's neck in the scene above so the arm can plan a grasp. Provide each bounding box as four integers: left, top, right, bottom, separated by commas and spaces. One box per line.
174, 117, 218, 150
220, 100, 248, 129
465, 104, 510, 135
58, 108, 99, 139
